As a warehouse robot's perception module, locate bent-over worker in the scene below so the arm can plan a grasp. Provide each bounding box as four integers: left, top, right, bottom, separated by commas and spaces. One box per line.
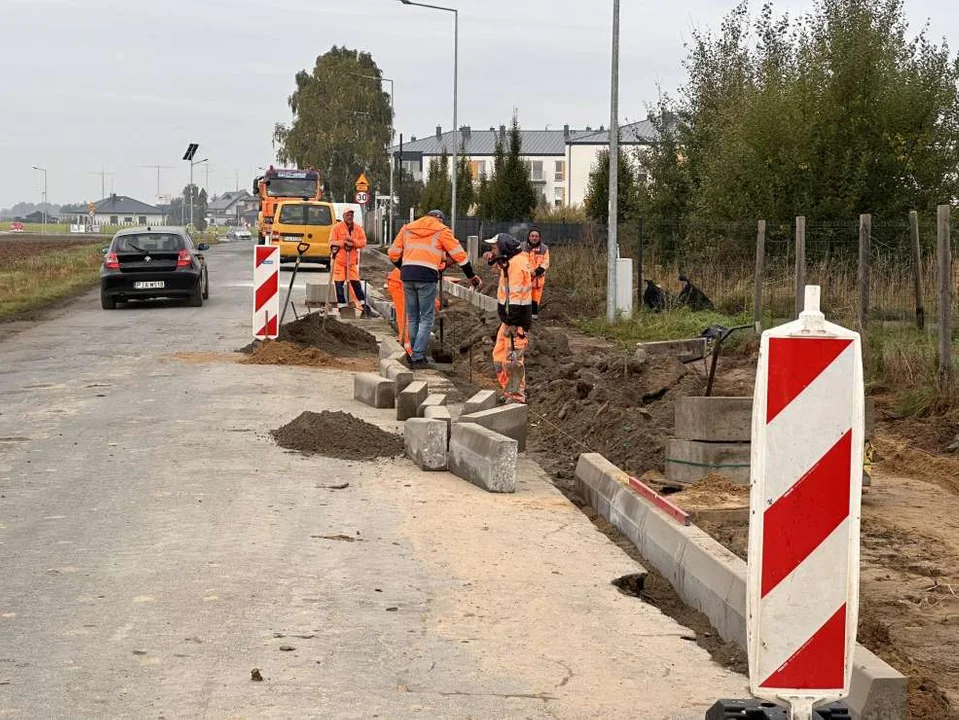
330, 209, 370, 317
484, 233, 532, 404
388, 209, 482, 368
523, 225, 550, 319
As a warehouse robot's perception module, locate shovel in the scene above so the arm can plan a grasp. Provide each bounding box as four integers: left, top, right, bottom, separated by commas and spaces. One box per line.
279, 242, 310, 327
322, 247, 337, 328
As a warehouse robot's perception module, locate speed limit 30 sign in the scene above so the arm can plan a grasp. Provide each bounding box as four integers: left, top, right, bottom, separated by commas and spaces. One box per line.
354, 191, 369, 204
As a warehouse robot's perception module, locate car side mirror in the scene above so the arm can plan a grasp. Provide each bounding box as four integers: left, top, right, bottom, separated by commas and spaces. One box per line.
197, 243, 210, 251
99, 246, 109, 255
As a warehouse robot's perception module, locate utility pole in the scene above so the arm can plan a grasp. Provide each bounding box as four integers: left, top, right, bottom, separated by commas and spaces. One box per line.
32, 166, 47, 235
606, 0, 621, 322
142, 165, 173, 202
91, 167, 115, 199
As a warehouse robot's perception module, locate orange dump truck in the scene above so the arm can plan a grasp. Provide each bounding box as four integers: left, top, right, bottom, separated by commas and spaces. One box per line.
252, 166, 323, 244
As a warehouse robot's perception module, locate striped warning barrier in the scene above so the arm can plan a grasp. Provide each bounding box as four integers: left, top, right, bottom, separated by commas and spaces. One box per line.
748, 286, 864, 718
253, 245, 279, 339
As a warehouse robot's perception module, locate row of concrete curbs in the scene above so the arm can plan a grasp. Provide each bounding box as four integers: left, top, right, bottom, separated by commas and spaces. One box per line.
574, 452, 906, 720
354, 337, 528, 493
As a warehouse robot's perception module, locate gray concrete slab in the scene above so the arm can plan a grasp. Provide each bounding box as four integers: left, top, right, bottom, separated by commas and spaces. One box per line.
457, 403, 529, 451
397, 380, 429, 421
0, 240, 752, 718
462, 389, 498, 416
674, 397, 753, 443
665, 439, 751, 484
353, 372, 395, 409
448, 424, 517, 493
404, 418, 448, 471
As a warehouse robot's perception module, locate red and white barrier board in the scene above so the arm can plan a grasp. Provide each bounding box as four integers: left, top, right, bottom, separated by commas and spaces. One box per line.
747, 286, 864, 718
253, 245, 280, 339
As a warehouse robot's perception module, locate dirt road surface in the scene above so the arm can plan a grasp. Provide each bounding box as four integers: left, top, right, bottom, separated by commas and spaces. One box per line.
0, 241, 748, 717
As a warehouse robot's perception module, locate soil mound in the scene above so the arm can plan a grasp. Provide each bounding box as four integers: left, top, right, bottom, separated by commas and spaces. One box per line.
271, 411, 403, 460
671, 473, 749, 508
238, 315, 377, 357
241, 340, 377, 371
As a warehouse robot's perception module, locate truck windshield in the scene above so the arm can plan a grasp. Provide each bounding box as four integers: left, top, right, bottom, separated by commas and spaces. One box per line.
266, 178, 318, 198
278, 204, 333, 226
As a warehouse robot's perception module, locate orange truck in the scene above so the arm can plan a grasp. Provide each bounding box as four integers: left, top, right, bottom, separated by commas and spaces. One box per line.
252, 166, 323, 244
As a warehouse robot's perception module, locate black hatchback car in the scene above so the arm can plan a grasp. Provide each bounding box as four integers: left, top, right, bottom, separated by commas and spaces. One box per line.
100, 227, 210, 309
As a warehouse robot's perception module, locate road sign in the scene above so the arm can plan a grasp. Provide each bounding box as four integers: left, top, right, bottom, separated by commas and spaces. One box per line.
354, 191, 369, 205
355, 173, 369, 193
253, 245, 280, 339
747, 286, 864, 718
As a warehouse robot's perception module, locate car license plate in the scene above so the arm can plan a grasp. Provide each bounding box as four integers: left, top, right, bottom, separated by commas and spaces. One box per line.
134, 281, 164, 289
283, 236, 300, 242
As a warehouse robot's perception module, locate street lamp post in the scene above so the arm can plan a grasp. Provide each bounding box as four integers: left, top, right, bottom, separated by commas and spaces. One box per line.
350, 72, 396, 243
32, 166, 47, 235
399, 0, 458, 238
189, 158, 208, 228
606, 0, 621, 323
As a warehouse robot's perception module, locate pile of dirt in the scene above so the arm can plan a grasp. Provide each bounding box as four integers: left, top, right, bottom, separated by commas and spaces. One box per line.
271, 411, 403, 460
239, 315, 377, 358
240, 340, 377, 371
671, 474, 749, 509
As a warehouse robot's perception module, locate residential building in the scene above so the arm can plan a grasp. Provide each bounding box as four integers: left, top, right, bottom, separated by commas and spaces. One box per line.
565, 119, 659, 207
90, 194, 166, 227
207, 190, 256, 226
392, 119, 660, 210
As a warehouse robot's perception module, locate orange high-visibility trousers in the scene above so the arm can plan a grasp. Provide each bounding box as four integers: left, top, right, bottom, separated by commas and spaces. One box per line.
492, 324, 529, 403
532, 276, 545, 305
386, 273, 411, 353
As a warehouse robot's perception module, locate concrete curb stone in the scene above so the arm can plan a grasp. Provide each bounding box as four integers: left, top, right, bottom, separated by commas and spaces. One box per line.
457, 403, 528, 451
397, 381, 429, 421
404, 418, 448, 471
462, 390, 498, 416
448, 424, 517, 493
353, 373, 395, 409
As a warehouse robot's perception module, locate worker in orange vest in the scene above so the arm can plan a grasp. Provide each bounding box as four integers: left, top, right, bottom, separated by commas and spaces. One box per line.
523, 225, 550, 319
330, 209, 370, 317
388, 209, 482, 368
483, 233, 532, 403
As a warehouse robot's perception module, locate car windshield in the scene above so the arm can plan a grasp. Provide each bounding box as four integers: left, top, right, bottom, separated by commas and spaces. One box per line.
113, 233, 184, 253
266, 178, 318, 198
278, 204, 333, 226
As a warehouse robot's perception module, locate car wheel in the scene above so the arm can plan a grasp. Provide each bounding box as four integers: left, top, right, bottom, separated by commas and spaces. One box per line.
202, 272, 209, 300
100, 291, 116, 310
188, 281, 204, 307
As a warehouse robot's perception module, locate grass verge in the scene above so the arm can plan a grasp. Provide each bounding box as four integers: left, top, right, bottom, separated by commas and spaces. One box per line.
0, 244, 103, 320
576, 308, 753, 348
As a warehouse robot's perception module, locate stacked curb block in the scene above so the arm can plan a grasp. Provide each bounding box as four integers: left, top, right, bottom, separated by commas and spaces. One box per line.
449, 423, 518, 493
574, 452, 907, 720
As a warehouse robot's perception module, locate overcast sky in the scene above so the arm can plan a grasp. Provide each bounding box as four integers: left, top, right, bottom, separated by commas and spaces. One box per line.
1, 0, 954, 208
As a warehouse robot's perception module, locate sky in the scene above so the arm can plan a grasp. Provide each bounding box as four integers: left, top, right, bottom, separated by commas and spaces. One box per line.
1, 0, 955, 209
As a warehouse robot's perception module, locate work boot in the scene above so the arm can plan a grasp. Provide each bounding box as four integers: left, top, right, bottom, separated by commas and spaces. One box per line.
361, 304, 373, 318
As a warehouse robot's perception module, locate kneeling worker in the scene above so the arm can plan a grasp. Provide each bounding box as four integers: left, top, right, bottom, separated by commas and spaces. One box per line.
330, 209, 370, 317
484, 233, 532, 403
388, 210, 482, 368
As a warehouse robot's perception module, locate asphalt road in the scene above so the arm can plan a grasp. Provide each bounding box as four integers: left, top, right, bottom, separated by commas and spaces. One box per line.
0, 240, 746, 718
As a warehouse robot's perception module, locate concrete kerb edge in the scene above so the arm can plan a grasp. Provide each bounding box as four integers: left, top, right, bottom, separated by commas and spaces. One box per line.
573, 451, 906, 720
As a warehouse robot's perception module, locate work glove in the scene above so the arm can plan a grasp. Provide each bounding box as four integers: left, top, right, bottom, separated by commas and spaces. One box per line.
534, 267, 546, 277
468, 276, 483, 290
345, 241, 355, 251
331, 246, 340, 258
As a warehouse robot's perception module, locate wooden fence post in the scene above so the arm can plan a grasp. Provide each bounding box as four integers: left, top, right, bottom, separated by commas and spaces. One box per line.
911, 210, 924, 331
859, 213, 871, 331
636, 217, 644, 311
754, 219, 766, 332
938, 204, 952, 390
795, 216, 806, 318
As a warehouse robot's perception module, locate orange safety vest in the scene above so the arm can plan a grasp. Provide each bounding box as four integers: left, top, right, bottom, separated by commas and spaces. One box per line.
388, 216, 469, 272
498, 253, 533, 308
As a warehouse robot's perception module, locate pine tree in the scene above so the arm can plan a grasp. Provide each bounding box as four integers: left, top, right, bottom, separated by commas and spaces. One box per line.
477, 114, 537, 221
418, 153, 452, 217
583, 148, 639, 225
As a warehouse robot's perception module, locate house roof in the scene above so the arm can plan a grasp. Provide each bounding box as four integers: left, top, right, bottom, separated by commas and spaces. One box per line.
392, 120, 660, 157
94, 195, 160, 215
208, 190, 251, 213
392, 128, 591, 157
567, 119, 660, 145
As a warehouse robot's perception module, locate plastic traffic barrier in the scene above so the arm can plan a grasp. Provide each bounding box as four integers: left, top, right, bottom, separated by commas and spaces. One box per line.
747, 286, 864, 718
253, 245, 280, 339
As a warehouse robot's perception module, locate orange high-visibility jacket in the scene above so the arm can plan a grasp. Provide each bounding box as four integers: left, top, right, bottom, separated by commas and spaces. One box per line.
330, 221, 367, 268
497, 252, 533, 329
388, 215, 469, 281
525, 242, 550, 285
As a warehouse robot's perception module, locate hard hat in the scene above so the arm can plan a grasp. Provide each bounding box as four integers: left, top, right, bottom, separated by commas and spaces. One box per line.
484, 233, 522, 259
427, 209, 447, 224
